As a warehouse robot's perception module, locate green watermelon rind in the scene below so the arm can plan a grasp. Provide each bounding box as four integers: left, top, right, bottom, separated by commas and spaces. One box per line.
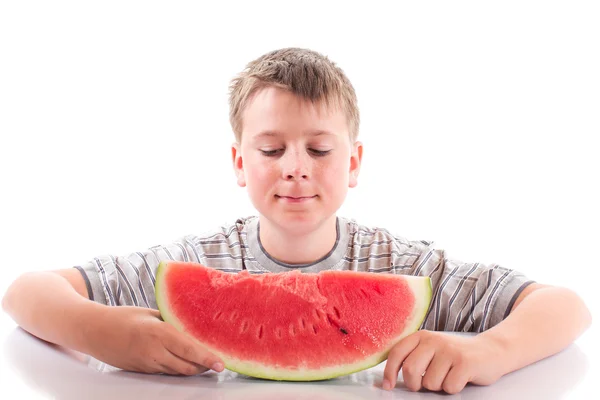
155, 261, 433, 381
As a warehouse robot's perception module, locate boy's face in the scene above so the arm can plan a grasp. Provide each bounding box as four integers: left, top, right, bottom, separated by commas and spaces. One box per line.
232, 86, 362, 234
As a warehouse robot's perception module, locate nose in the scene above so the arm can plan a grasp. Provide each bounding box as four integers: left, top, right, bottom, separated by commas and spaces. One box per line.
281, 148, 310, 180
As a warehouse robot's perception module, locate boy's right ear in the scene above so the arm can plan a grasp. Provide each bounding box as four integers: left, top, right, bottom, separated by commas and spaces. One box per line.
231, 142, 246, 187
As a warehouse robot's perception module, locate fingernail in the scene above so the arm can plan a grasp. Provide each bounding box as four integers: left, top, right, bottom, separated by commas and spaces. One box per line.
382, 379, 392, 390
211, 362, 224, 372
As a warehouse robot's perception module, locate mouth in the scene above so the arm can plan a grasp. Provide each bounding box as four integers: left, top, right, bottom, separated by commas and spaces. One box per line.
275, 195, 318, 203
275, 195, 317, 200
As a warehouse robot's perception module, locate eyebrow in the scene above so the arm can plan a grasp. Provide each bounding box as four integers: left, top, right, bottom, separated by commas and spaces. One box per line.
253, 130, 335, 139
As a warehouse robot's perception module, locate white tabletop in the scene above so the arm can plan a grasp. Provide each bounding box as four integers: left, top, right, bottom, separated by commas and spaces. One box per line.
1, 314, 596, 399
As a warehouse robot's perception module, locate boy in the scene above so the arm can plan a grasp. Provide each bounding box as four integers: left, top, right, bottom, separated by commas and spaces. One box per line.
2, 48, 592, 394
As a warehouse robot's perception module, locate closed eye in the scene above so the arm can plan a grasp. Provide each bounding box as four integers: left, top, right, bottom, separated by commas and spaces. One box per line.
259, 149, 281, 156
259, 149, 331, 157
309, 149, 331, 156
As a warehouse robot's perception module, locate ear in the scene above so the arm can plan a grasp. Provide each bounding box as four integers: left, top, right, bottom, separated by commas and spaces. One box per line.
231, 142, 246, 187
348, 141, 363, 188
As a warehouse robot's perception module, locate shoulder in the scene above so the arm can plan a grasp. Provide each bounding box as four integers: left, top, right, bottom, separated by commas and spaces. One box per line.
176, 216, 257, 258
174, 216, 259, 270
340, 216, 434, 250
337, 216, 435, 273
181, 216, 257, 243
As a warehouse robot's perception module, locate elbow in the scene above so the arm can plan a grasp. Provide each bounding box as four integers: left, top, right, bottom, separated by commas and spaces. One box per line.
0, 291, 7, 314
2, 272, 35, 314
2, 276, 17, 314
565, 287, 593, 334
582, 299, 593, 331
535, 285, 593, 336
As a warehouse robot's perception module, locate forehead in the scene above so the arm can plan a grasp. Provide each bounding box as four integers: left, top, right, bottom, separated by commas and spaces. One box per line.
242, 86, 348, 141
252, 129, 336, 140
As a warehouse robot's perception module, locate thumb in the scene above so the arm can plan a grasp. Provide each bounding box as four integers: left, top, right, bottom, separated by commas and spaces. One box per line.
149, 308, 163, 320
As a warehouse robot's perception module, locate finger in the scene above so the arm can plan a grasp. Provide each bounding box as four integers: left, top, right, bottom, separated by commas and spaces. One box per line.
155, 311, 165, 321
401, 346, 435, 392
158, 364, 187, 376
132, 353, 193, 376
163, 329, 223, 371
421, 354, 453, 392
383, 333, 421, 390
160, 351, 210, 376
442, 364, 470, 395
144, 308, 162, 320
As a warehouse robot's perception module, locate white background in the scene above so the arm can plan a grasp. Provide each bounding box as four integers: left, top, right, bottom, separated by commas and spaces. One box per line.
1, 0, 598, 333
0, 1, 598, 399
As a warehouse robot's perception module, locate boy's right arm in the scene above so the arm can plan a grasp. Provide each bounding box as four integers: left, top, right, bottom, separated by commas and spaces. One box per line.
1, 269, 224, 375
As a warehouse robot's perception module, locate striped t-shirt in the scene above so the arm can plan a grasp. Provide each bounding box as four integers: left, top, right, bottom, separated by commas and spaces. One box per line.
75, 215, 534, 333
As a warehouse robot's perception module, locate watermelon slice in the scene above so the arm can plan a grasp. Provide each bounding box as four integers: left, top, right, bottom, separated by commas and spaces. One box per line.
155, 261, 432, 381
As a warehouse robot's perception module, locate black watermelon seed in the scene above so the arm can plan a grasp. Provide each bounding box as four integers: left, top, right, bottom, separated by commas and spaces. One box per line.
340, 328, 348, 335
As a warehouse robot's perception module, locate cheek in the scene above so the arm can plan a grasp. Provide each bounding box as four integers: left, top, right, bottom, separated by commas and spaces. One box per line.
247, 159, 278, 184
322, 156, 349, 182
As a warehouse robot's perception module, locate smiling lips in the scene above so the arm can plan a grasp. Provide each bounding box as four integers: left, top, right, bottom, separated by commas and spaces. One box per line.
276, 195, 317, 202
277, 195, 317, 199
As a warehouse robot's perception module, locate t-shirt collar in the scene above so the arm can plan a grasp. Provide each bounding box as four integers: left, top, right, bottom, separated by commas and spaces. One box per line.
246, 216, 350, 273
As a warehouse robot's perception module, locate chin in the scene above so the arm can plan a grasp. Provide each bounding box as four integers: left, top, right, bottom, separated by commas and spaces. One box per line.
270, 211, 316, 225
261, 210, 335, 234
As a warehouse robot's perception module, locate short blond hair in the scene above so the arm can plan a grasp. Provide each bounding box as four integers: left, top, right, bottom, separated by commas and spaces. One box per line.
228, 48, 360, 143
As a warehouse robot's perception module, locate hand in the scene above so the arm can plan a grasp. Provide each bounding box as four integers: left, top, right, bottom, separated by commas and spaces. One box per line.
382, 330, 505, 394
82, 306, 224, 375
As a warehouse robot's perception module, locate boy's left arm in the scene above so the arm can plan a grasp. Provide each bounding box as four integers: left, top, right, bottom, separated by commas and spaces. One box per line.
382, 283, 592, 394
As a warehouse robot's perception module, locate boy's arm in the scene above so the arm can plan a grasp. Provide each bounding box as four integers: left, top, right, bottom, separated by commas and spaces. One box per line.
382, 283, 592, 393
478, 283, 592, 374
2, 270, 96, 351
2, 270, 224, 375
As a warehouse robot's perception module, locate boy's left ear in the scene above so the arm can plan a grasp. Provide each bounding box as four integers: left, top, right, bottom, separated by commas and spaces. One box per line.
349, 141, 363, 188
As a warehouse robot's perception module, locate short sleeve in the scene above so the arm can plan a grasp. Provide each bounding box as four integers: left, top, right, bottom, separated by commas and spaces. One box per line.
408, 244, 535, 333
74, 236, 199, 309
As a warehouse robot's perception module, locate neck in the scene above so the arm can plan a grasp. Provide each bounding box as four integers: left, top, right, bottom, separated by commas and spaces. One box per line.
258, 215, 338, 265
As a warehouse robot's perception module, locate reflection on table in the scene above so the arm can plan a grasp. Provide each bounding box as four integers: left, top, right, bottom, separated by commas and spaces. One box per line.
3, 328, 590, 399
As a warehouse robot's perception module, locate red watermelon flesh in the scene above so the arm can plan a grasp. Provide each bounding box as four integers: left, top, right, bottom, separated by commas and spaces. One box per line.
155, 261, 432, 381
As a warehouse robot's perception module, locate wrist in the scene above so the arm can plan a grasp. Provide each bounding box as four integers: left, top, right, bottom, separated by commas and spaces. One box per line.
473, 332, 514, 376
71, 300, 110, 355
